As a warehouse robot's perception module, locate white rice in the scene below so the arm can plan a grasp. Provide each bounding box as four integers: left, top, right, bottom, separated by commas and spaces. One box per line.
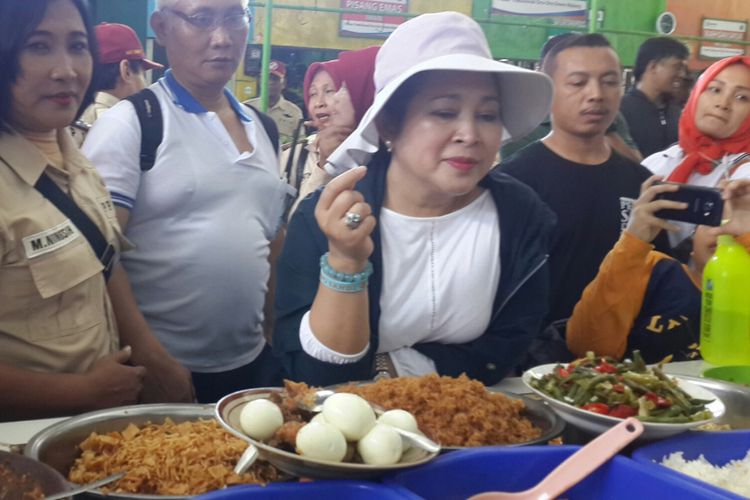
660, 450, 750, 498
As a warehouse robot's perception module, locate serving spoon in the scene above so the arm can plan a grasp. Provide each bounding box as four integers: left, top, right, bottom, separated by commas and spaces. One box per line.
301, 389, 441, 454
468, 417, 644, 500
233, 445, 259, 475
45, 471, 126, 500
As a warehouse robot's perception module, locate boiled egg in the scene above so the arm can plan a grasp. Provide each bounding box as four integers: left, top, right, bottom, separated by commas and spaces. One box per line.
377, 409, 420, 450
357, 423, 403, 465
310, 412, 328, 424
322, 393, 376, 441
295, 421, 347, 462
377, 409, 419, 432
239, 399, 283, 441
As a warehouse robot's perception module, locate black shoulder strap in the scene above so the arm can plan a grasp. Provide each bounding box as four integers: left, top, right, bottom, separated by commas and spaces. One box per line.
284, 118, 306, 184
244, 103, 279, 155
126, 88, 163, 172
34, 174, 116, 281
295, 142, 309, 192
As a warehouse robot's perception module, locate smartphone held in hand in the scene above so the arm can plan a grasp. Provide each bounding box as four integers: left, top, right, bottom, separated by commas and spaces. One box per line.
654, 183, 724, 227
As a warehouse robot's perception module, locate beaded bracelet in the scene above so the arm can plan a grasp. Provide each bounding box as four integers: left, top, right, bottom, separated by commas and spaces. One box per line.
319, 252, 373, 293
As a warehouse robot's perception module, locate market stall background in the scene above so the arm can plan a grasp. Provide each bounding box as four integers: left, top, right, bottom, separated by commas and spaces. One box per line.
84, 0, 750, 111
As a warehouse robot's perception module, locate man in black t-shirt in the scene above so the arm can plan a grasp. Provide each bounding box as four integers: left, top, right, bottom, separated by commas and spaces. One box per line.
620, 37, 688, 158
502, 33, 667, 328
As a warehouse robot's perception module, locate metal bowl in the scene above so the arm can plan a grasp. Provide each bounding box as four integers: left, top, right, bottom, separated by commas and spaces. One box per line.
0, 450, 71, 498
216, 388, 440, 480
24, 403, 217, 500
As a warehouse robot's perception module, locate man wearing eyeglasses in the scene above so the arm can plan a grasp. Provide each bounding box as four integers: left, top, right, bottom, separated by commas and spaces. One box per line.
83, 0, 294, 403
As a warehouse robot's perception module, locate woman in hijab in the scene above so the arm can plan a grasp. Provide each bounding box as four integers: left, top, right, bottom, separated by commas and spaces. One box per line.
644, 55, 750, 246
284, 46, 379, 215
274, 12, 554, 386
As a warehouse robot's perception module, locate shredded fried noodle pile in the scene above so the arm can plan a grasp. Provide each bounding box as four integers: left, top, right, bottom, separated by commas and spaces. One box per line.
339, 374, 541, 447
68, 418, 279, 495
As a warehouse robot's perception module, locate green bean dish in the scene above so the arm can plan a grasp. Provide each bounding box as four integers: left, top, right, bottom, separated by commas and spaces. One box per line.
528, 351, 714, 423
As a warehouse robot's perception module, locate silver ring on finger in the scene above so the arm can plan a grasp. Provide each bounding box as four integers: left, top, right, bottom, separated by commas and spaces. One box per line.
344, 211, 363, 230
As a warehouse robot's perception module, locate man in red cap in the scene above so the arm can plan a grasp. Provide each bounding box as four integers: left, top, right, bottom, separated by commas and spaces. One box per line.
245, 60, 303, 145
76, 23, 164, 138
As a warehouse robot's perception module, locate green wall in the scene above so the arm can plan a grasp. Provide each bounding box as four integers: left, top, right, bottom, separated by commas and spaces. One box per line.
599, 0, 667, 66
471, 0, 667, 64
89, 0, 149, 48
88, 0, 671, 66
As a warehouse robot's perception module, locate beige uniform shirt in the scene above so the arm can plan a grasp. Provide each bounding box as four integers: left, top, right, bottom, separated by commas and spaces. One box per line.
0, 129, 123, 373
280, 134, 332, 218
71, 92, 120, 147
79, 92, 120, 128
246, 95, 303, 145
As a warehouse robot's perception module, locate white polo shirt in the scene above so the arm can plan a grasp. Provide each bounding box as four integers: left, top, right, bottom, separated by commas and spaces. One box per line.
83, 71, 293, 372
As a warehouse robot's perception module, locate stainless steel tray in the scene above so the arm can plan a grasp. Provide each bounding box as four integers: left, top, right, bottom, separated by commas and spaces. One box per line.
23, 403, 217, 500
676, 375, 750, 430
216, 387, 439, 480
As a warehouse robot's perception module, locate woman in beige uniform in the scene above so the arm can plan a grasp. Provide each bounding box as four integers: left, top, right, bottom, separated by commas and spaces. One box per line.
0, 0, 193, 420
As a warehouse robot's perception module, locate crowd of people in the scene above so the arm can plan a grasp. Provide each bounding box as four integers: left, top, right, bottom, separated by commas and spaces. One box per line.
1, 0, 750, 419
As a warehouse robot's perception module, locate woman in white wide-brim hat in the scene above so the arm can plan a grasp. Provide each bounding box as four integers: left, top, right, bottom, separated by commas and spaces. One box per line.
273, 11, 555, 386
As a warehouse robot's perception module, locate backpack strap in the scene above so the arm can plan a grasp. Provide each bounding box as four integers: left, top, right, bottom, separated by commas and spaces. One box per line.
125, 89, 163, 172
124, 91, 279, 172
244, 103, 279, 155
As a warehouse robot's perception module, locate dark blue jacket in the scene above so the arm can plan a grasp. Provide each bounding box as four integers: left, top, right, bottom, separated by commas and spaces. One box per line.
273, 155, 555, 386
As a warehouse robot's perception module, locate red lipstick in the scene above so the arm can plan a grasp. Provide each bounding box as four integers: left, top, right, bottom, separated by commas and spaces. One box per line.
446, 157, 478, 171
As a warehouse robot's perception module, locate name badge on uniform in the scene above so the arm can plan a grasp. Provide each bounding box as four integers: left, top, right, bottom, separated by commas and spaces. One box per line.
22, 219, 81, 259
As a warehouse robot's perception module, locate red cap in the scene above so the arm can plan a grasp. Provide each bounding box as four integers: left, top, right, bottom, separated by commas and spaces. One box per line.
95, 23, 163, 70
269, 60, 286, 78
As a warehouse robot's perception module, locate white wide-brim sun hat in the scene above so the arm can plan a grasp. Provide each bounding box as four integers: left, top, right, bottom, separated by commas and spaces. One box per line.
325, 11, 554, 176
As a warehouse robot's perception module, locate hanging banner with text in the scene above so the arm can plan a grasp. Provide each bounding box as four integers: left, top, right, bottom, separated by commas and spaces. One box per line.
339, 0, 409, 38
492, 0, 587, 28
699, 18, 747, 59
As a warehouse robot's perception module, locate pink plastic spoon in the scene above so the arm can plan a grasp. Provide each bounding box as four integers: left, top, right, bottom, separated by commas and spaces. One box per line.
468, 417, 644, 500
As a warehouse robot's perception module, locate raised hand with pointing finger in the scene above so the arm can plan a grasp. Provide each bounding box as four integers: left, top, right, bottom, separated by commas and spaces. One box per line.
315, 166, 375, 273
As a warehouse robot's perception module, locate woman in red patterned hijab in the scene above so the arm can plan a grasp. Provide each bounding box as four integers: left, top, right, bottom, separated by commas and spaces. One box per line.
303, 46, 379, 128
662, 56, 750, 183
642, 55, 750, 247
284, 46, 379, 216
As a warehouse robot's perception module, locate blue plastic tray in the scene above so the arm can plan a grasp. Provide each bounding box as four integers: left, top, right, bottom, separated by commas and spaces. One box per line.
632, 430, 750, 500
384, 445, 723, 500
194, 480, 421, 499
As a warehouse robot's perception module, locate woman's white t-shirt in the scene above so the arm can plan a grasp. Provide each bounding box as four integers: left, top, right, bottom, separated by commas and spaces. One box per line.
299, 190, 501, 376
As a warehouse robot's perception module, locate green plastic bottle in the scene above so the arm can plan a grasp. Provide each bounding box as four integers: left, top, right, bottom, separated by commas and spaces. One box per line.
700, 234, 750, 365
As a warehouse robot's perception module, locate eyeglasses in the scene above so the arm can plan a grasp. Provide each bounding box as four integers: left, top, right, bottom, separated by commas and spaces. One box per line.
162, 7, 252, 32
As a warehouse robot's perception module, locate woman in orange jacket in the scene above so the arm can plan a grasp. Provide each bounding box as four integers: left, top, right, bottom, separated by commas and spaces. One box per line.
567, 177, 750, 363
